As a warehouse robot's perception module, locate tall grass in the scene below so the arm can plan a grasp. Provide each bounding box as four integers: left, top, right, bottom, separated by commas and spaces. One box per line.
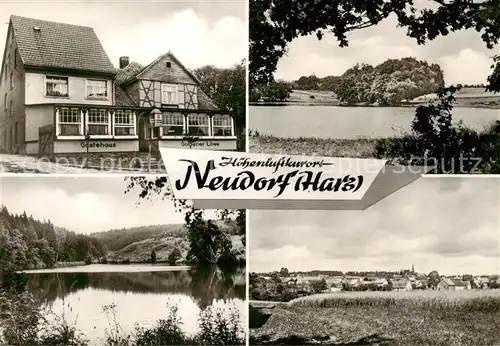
290, 290, 500, 316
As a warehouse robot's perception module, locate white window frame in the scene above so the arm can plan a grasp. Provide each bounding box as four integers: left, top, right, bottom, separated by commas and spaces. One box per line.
211, 114, 235, 138
56, 107, 84, 139
113, 110, 137, 139
86, 79, 108, 99
45, 75, 69, 98
161, 83, 179, 105
186, 113, 211, 138
85, 108, 112, 138
161, 112, 185, 139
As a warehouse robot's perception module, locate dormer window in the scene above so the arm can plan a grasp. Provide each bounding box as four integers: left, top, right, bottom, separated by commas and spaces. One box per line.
166, 62, 171, 68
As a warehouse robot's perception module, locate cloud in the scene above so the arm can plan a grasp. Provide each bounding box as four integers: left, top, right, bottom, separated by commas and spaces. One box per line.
439, 49, 494, 85
1, 177, 186, 234
249, 178, 500, 275
100, 9, 247, 69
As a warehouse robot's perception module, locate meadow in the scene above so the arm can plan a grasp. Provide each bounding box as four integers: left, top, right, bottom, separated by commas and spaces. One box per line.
250, 290, 500, 345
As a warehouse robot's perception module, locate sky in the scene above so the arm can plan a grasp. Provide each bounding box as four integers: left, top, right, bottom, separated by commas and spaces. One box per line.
0, 0, 247, 69
274, 2, 500, 85
250, 178, 500, 276
0, 175, 191, 234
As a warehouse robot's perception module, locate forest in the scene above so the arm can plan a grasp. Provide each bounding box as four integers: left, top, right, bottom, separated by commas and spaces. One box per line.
0, 206, 105, 271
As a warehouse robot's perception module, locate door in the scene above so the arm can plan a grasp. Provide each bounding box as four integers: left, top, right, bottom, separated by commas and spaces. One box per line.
139, 117, 150, 152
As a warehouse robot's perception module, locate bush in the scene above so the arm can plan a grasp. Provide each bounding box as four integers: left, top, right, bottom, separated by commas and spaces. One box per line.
375, 86, 500, 173
84, 253, 93, 265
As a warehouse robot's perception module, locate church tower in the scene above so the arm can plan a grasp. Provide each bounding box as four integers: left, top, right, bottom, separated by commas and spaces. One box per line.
412, 264, 415, 273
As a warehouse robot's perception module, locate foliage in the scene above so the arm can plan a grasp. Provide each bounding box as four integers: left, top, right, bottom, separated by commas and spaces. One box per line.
250, 81, 292, 102
150, 248, 157, 264
84, 253, 93, 265
197, 305, 244, 345
168, 247, 181, 265
249, 0, 500, 92
124, 177, 245, 267
0, 206, 106, 271
310, 279, 327, 293
335, 58, 444, 105
374, 86, 500, 173
0, 290, 88, 345
194, 60, 246, 151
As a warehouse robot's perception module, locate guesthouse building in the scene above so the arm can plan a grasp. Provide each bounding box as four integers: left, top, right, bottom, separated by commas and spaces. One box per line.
0, 15, 236, 160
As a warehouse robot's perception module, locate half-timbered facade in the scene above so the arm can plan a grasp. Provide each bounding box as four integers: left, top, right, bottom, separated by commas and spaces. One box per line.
0, 15, 236, 158
116, 52, 236, 152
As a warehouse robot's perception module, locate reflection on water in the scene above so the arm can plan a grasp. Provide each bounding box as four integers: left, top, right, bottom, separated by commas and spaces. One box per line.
25, 265, 245, 344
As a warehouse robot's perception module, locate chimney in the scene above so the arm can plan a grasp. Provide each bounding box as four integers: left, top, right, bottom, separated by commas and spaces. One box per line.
119, 56, 129, 69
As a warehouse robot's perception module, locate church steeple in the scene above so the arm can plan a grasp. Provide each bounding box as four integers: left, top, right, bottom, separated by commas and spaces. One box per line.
412, 264, 415, 273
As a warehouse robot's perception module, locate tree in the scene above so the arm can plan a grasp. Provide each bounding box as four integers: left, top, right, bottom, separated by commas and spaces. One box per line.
150, 248, 157, 264
125, 177, 244, 268
168, 247, 181, 265
280, 267, 289, 277
428, 270, 440, 288
84, 253, 93, 265
194, 61, 246, 151
250, 0, 500, 93
311, 278, 327, 293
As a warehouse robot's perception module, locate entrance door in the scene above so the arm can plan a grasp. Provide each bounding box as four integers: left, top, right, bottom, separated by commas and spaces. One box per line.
139, 117, 150, 152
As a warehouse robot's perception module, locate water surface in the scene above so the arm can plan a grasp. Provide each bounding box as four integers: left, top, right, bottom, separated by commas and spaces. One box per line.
25, 264, 245, 345
250, 105, 500, 138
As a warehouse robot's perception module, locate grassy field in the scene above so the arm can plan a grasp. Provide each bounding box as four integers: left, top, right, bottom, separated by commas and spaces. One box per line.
250, 290, 500, 345
249, 133, 379, 158
253, 88, 500, 108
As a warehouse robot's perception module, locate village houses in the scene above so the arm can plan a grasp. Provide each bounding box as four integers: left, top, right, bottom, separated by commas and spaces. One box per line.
0, 15, 236, 163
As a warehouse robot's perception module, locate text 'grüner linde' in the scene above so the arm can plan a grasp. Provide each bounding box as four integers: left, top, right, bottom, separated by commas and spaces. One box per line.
175, 159, 363, 198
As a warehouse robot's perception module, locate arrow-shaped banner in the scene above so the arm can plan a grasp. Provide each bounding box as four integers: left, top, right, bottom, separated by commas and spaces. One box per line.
159, 148, 433, 210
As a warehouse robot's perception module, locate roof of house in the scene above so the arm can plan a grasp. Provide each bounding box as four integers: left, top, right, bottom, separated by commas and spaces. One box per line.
114, 53, 218, 111
114, 82, 136, 107
10, 15, 116, 75
392, 279, 409, 288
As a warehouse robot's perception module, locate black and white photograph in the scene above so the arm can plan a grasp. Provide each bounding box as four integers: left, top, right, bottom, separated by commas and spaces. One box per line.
249, 0, 500, 174
0, 0, 246, 173
0, 176, 246, 345
249, 178, 500, 345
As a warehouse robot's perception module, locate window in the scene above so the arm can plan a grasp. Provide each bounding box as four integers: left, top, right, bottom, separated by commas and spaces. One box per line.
10, 72, 13, 89
162, 112, 184, 136
166, 62, 171, 68
114, 110, 135, 136
212, 114, 233, 136
3, 94, 6, 110
187, 113, 209, 136
9, 100, 13, 118
87, 109, 110, 135
46, 76, 69, 97
14, 51, 16, 68
161, 83, 178, 105
87, 80, 108, 98
58, 108, 82, 136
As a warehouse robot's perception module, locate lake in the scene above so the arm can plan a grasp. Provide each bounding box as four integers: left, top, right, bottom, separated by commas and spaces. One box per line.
250, 105, 500, 138
24, 264, 245, 345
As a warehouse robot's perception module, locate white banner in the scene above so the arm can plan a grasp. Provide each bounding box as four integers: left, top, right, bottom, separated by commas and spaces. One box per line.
158, 148, 433, 209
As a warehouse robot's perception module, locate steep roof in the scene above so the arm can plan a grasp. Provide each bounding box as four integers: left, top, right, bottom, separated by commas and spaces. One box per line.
10, 15, 116, 75
392, 279, 409, 288
114, 82, 136, 107
115, 61, 144, 85
135, 51, 201, 85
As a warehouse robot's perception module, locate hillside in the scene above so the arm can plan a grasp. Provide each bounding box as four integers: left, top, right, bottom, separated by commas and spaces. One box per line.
290, 57, 445, 105
91, 220, 244, 264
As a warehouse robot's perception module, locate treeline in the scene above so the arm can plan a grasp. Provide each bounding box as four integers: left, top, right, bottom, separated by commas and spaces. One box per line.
250, 57, 446, 105
0, 206, 105, 271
